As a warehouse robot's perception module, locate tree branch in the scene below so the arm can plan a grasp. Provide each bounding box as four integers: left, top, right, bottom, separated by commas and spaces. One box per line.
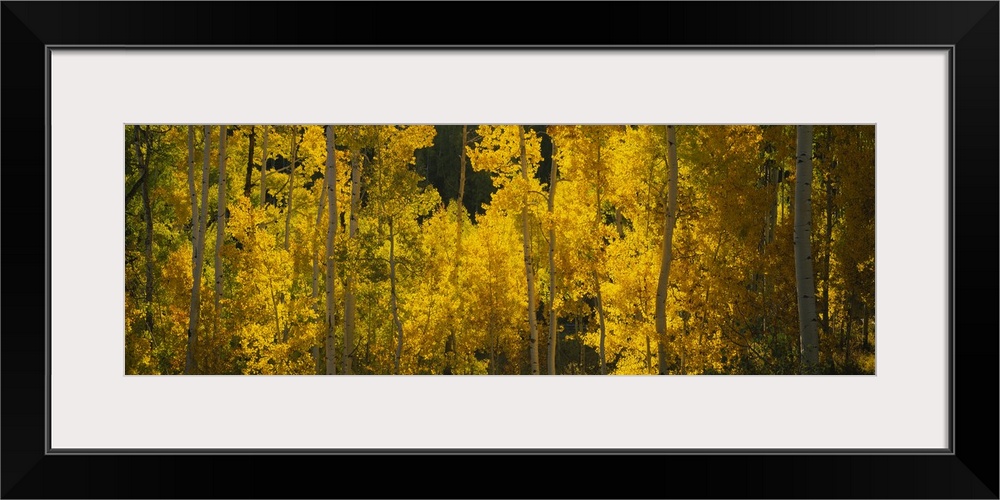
125, 170, 147, 205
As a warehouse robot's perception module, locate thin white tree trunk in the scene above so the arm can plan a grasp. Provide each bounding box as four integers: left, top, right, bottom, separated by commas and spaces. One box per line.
184, 127, 199, 373
795, 125, 820, 372
595, 144, 608, 374
185, 126, 211, 374
655, 125, 679, 375
456, 124, 468, 247
519, 127, 540, 375
185, 127, 198, 264
768, 157, 779, 245
390, 217, 404, 374
243, 126, 256, 198
187, 126, 198, 246
324, 126, 338, 375
284, 128, 298, 250
136, 127, 155, 351
459, 125, 467, 207
844, 304, 853, 372
645, 334, 652, 374
488, 322, 497, 375
343, 151, 361, 374
445, 125, 469, 375
267, 275, 282, 344
822, 129, 834, 339
862, 302, 870, 349
213, 126, 228, 342
547, 141, 558, 375
595, 275, 607, 375
259, 126, 269, 206
311, 184, 327, 298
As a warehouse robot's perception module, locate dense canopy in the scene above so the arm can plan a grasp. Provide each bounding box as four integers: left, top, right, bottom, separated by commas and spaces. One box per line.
124, 124, 875, 375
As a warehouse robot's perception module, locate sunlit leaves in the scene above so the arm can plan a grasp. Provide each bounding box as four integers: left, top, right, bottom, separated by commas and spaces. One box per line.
124, 124, 875, 375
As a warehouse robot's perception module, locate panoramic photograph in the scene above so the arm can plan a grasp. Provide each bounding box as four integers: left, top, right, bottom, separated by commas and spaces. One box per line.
125, 124, 875, 375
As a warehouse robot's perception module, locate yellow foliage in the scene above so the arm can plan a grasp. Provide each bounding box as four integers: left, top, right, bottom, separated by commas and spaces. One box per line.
124, 124, 875, 375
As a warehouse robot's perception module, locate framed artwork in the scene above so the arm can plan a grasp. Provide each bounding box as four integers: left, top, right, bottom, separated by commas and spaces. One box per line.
3, 2, 996, 498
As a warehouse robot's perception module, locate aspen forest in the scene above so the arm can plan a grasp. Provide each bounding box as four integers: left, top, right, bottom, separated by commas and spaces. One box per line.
124, 125, 875, 375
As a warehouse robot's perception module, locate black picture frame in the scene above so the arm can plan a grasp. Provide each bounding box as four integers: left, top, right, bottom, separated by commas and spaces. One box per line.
2, 2, 996, 498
